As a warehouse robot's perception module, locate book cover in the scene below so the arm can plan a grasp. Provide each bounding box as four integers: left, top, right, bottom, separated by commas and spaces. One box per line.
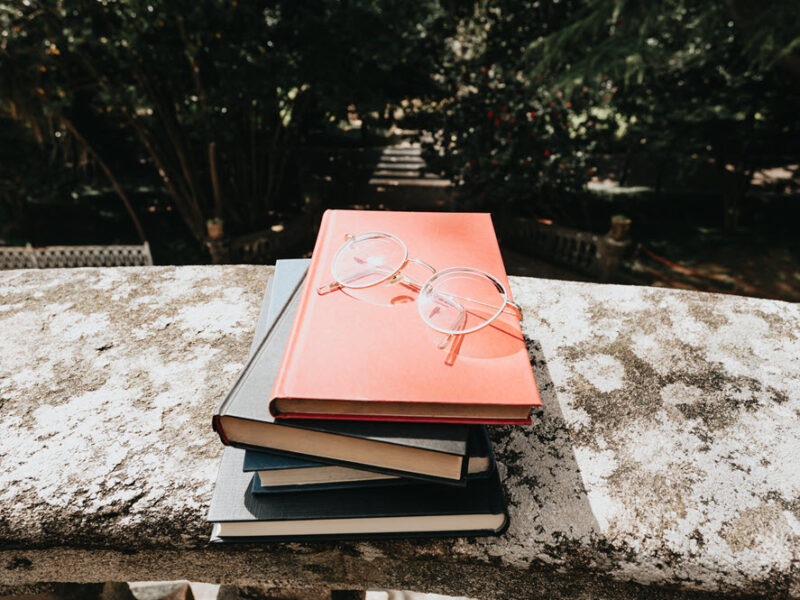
212, 259, 472, 484
207, 446, 508, 542
246, 426, 494, 493
270, 210, 540, 424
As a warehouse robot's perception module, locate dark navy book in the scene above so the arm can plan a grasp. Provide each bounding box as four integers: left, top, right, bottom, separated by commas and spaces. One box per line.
208, 446, 508, 542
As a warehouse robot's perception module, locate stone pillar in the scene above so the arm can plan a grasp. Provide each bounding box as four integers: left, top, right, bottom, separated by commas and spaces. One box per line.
206, 239, 231, 264
597, 215, 632, 280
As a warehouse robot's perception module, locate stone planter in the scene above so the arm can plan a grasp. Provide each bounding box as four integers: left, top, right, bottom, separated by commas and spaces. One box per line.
206, 219, 224, 241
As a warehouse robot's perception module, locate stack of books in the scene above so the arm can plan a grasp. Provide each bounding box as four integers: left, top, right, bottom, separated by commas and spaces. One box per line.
207, 210, 540, 541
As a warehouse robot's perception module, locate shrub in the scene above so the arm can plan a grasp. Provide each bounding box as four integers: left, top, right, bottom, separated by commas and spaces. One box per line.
424, 0, 610, 216
426, 0, 800, 229
509, 0, 800, 230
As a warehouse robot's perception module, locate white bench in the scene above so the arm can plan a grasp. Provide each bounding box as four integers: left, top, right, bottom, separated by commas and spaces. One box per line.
0, 243, 152, 269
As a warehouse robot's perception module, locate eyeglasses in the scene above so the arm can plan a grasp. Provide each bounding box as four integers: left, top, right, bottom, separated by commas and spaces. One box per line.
317, 231, 522, 348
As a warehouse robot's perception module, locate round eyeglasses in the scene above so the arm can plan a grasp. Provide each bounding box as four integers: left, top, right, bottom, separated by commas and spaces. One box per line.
317, 232, 522, 348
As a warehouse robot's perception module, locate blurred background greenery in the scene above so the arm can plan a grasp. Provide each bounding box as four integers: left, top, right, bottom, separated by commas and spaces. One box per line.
1, 0, 798, 298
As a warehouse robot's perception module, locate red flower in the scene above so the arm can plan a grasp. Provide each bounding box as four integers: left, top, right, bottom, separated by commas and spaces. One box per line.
566, 102, 572, 108
487, 110, 493, 119
494, 118, 500, 126
502, 105, 508, 112
544, 150, 550, 157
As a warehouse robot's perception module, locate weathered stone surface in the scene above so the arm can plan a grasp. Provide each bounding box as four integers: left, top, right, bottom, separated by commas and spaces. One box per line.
0, 266, 798, 599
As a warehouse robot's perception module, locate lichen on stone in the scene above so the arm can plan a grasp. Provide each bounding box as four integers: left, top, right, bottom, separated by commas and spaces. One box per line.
1, 268, 799, 598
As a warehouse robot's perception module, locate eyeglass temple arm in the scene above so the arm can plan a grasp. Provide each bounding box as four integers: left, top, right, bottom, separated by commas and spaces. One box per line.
317, 281, 343, 295
438, 309, 466, 349
422, 293, 467, 350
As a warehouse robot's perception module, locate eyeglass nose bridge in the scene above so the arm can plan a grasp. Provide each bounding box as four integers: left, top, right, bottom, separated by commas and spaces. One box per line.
388, 257, 436, 286
407, 257, 436, 275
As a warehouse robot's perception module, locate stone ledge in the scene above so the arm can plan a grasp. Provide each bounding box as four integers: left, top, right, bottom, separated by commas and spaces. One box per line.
1, 266, 798, 598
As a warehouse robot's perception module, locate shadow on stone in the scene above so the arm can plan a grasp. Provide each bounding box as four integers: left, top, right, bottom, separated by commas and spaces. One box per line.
488, 336, 603, 570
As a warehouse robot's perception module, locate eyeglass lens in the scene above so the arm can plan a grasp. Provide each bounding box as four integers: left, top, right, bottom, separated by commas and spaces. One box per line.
419, 270, 506, 335
332, 234, 407, 289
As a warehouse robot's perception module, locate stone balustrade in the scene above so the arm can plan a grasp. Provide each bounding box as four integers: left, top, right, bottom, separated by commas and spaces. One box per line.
0, 266, 798, 599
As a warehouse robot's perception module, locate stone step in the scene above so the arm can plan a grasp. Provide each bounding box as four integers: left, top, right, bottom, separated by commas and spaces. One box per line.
370, 170, 425, 178
368, 177, 451, 187
374, 162, 426, 170
379, 148, 422, 157
374, 155, 425, 164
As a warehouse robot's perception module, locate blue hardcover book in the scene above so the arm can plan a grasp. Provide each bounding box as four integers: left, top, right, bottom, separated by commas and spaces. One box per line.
245, 426, 495, 493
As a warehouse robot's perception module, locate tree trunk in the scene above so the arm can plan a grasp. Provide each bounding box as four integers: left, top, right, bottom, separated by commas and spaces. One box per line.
721, 168, 749, 232
59, 115, 148, 244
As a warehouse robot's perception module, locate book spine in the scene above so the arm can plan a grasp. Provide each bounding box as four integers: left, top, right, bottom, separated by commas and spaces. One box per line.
269, 210, 334, 415
212, 415, 230, 445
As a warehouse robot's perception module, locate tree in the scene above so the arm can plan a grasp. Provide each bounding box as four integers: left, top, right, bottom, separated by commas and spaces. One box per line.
423, 0, 611, 217
524, 0, 800, 230
427, 0, 800, 230
0, 0, 449, 244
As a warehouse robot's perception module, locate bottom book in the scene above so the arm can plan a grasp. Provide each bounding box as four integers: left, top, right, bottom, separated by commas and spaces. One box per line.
207, 446, 509, 542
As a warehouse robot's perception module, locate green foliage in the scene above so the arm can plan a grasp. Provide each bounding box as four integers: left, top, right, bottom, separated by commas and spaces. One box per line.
526, 0, 800, 90
427, 0, 800, 226
0, 0, 449, 242
525, 0, 800, 153
424, 0, 611, 214
280, 1, 449, 119
523, 0, 800, 228
2, 0, 798, 238
0, 117, 81, 238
